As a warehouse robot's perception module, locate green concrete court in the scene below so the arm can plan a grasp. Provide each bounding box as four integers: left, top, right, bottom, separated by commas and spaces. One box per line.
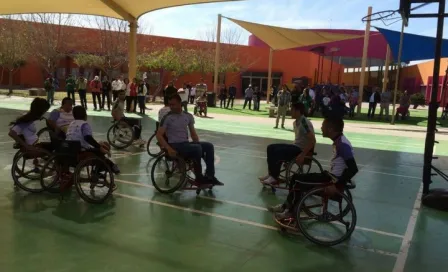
0, 104, 448, 272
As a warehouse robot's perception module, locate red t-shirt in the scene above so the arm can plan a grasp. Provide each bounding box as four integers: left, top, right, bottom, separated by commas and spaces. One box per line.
130, 83, 137, 96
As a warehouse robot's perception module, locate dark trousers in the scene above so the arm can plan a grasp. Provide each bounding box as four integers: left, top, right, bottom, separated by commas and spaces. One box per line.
367, 102, 377, 118
170, 141, 215, 179
349, 104, 356, 117
78, 89, 87, 109
66, 90, 75, 104
101, 90, 111, 110
254, 99, 260, 111
243, 97, 252, 109
126, 96, 137, 112
122, 117, 142, 139
267, 144, 301, 179
92, 92, 102, 110
189, 96, 195, 104
285, 173, 332, 210
112, 91, 119, 102
227, 96, 235, 108
181, 101, 188, 112
138, 96, 146, 114
220, 97, 227, 108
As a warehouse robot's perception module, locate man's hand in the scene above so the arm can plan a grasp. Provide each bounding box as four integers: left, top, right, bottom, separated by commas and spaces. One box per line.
167, 148, 177, 158
295, 153, 305, 165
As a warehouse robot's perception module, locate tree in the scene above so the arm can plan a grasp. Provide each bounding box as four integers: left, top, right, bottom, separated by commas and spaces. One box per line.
0, 17, 30, 94
21, 13, 74, 79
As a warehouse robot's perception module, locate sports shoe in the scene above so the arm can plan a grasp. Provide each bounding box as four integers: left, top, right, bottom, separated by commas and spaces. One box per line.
258, 174, 270, 181
275, 209, 293, 220
267, 204, 285, 213
207, 176, 224, 186
262, 176, 277, 185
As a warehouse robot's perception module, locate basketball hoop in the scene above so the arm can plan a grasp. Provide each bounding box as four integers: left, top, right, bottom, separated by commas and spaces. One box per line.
361, 10, 402, 26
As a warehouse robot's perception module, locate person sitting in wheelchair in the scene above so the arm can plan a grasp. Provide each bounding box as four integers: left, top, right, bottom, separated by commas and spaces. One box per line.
66, 106, 120, 176
260, 102, 316, 185
194, 93, 207, 116
112, 90, 145, 147
269, 117, 359, 220
9, 97, 52, 153
47, 97, 74, 139
156, 94, 223, 186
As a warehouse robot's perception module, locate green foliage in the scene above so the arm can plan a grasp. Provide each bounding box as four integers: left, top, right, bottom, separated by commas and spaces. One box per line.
73, 54, 105, 69
410, 92, 426, 106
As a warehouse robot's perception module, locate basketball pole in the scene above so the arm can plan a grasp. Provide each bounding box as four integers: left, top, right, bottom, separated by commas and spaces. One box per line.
213, 14, 222, 103
391, 20, 405, 125
357, 6, 372, 115
382, 45, 390, 92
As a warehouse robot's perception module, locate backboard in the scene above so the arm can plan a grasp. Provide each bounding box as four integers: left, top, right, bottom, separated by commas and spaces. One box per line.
399, 0, 411, 26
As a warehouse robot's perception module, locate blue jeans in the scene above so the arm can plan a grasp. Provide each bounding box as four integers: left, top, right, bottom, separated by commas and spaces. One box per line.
267, 143, 302, 179
170, 141, 215, 178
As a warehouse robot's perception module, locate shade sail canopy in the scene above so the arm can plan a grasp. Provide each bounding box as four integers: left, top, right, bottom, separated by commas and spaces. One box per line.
226, 17, 363, 51
0, 0, 239, 20
376, 27, 448, 62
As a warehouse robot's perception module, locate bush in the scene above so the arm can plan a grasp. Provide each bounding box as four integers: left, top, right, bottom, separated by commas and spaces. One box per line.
410, 93, 426, 106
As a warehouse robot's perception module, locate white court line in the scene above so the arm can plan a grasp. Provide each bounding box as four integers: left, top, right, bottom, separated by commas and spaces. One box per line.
0, 141, 14, 145
392, 183, 423, 272
114, 178, 404, 239
113, 191, 398, 257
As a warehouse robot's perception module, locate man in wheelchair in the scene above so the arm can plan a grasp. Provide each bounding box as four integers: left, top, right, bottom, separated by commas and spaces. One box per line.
269, 117, 358, 219
47, 97, 74, 139
194, 93, 207, 117
261, 102, 316, 185
156, 94, 223, 186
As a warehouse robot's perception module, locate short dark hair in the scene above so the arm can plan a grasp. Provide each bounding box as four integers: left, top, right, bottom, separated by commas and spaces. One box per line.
73, 105, 87, 120
325, 117, 344, 133
61, 97, 72, 106
291, 102, 306, 115
169, 94, 182, 103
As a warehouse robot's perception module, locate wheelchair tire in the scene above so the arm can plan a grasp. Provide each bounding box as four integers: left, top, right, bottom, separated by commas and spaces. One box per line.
146, 133, 162, 158
11, 150, 50, 193
285, 157, 324, 183
151, 154, 187, 194
73, 157, 114, 204
107, 122, 134, 150
40, 155, 63, 193
37, 127, 52, 143
296, 187, 357, 246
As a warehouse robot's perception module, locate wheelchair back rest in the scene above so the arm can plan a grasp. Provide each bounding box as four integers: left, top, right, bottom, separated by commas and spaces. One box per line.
57, 140, 81, 155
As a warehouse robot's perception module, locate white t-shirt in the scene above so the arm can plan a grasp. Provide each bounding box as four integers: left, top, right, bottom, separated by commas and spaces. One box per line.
309, 89, 315, 100
369, 93, 375, 103
178, 88, 188, 102
323, 97, 331, 106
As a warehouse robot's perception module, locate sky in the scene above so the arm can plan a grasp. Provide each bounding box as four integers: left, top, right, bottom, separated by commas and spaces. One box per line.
138, 0, 448, 44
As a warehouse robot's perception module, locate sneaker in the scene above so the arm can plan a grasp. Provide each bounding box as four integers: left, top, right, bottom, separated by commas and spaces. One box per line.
275, 210, 293, 220
273, 126, 278, 129
262, 176, 277, 185
258, 174, 270, 181
267, 204, 285, 213
207, 176, 224, 186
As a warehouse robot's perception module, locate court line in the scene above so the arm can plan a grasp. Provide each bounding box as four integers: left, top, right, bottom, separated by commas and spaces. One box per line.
392, 183, 423, 272
113, 191, 398, 258
0, 141, 14, 145
114, 178, 404, 239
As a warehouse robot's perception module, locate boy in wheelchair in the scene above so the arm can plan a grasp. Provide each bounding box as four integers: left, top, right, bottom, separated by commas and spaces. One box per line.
194, 93, 207, 117
66, 106, 120, 176
47, 97, 74, 139
268, 118, 358, 220
112, 90, 145, 147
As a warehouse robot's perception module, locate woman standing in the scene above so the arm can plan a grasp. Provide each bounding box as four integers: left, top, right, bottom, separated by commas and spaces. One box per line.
89, 76, 102, 110
299, 88, 313, 116
101, 76, 112, 111
219, 84, 227, 108
137, 79, 147, 114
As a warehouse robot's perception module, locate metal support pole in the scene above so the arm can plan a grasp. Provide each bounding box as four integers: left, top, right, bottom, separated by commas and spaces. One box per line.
213, 14, 222, 96
329, 53, 334, 82
391, 21, 405, 125
128, 19, 138, 80
357, 6, 372, 114
423, 0, 446, 195
382, 45, 391, 92
267, 48, 273, 103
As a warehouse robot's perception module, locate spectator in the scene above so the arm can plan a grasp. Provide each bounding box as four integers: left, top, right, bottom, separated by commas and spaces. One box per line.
253, 86, 261, 111
379, 89, 392, 120
227, 83, 237, 109
243, 85, 253, 110
299, 88, 313, 116
65, 74, 76, 104
128, 78, 138, 113
274, 84, 291, 129
101, 76, 112, 111
164, 81, 178, 100
89, 76, 102, 111
348, 89, 359, 118
396, 90, 411, 120
290, 81, 303, 105
137, 78, 147, 114
219, 84, 227, 108
367, 87, 381, 119
44, 75, 55, 105
121, 77, 128, 103
178, 83, 189, 112
111, 77, 123, 102
189, 84, 196, 104
76, 75, 88, 109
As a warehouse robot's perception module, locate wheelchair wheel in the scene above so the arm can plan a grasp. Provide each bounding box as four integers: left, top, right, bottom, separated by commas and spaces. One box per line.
296, 187, 357, 246
107, 122, 134, 149
285, 157, 324, 183
151, 155, 186, 194
37, 127, 52, 143
73, 157, 114, 204
11, 149, 51, 193
40, 155, 71, 193
146, 133, 162, 158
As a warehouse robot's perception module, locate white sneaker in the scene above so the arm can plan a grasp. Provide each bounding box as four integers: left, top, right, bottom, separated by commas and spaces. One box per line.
275, 210, 293, 220
262, 176, 277, 185
258, 174, 270, 181
267, 204, 285, 213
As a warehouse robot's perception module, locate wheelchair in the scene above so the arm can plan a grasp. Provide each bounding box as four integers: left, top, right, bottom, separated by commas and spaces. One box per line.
146, 122, 163, 158
150, 149, 213, 195
39, 140, 115, 204
260, 152, 324, 193
274, 174, 356, 247
194, 101, 207, 117
107, 119, 135, 149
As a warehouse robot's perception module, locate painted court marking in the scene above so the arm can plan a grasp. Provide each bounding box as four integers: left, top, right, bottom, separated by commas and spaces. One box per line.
113, 191, 398, 258
114, 178, 404, 239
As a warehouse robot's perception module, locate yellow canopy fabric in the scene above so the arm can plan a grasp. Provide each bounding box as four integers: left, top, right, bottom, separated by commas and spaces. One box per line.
226, 17, 363, 51
0, 0, 239, 20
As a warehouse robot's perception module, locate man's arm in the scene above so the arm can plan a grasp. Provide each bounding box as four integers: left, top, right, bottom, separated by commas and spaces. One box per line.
338, 158, 358, 183
297, 131, 316, 163
156, 127, 176, 155
189, 124, 199, 142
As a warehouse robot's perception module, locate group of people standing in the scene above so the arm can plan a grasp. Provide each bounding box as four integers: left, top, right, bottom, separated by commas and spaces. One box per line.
57, 74, 149, 114
242, 85, 262, 111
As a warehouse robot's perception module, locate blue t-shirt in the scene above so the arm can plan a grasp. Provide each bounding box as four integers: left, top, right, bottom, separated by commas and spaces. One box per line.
160, 112, 194, 144
330, 135, 354, 177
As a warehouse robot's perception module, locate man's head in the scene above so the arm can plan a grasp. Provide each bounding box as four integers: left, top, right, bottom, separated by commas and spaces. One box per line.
291, 102, 306, 119
168, 94, 183, 113
321, 117, 344, 139
73, 105, 87, 121
118, 90, 126, 101
61, 97, 73, 112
